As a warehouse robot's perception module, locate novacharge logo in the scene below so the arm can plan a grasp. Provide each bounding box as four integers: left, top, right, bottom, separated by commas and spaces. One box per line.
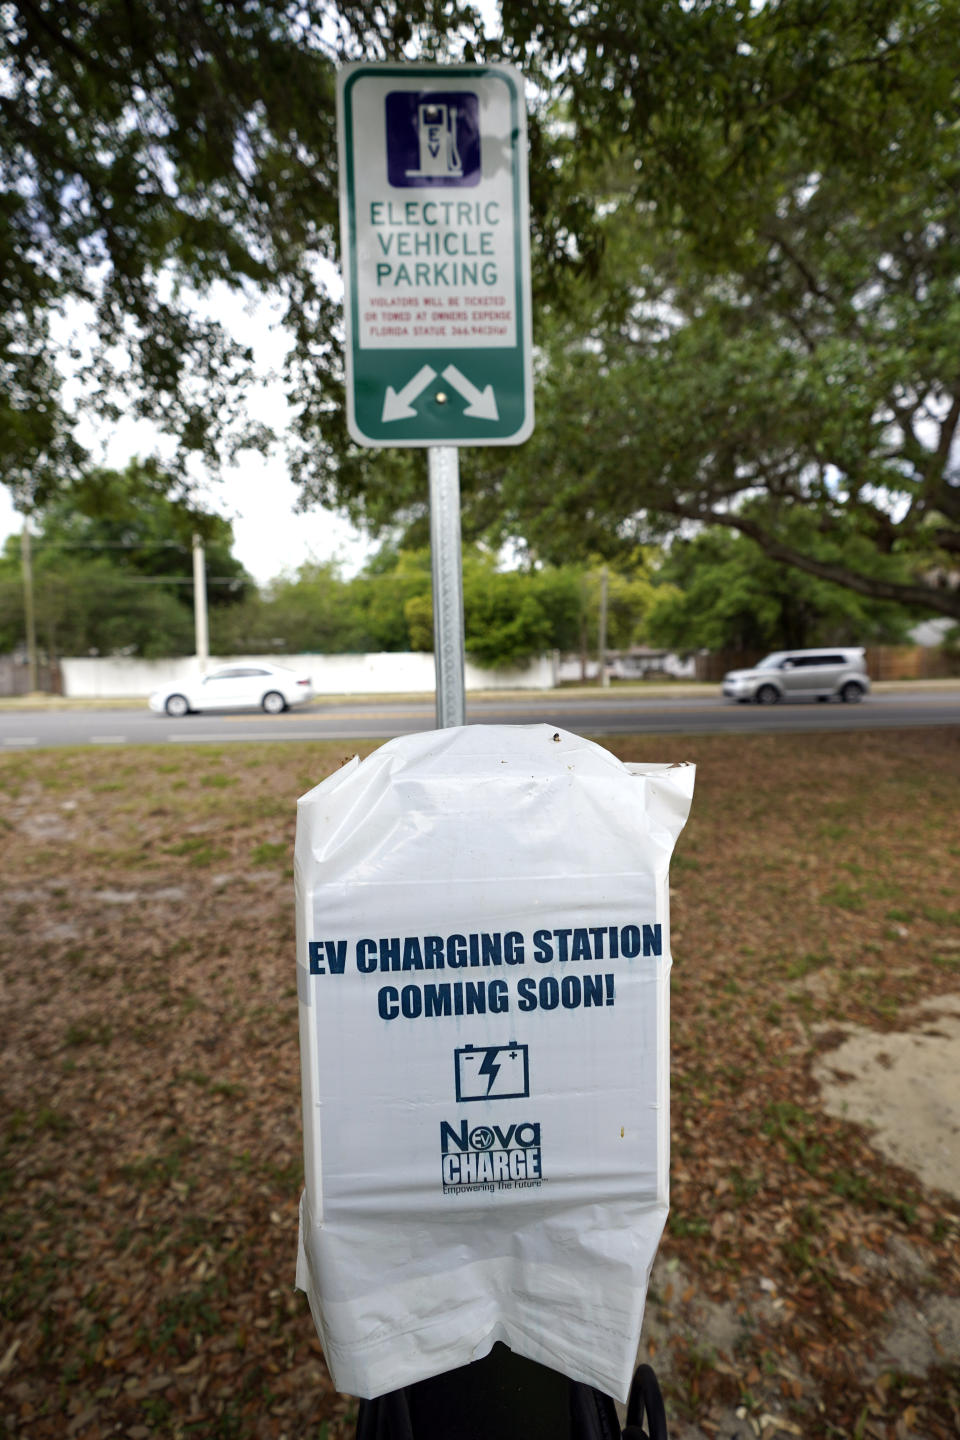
439, 1119, 543, 1194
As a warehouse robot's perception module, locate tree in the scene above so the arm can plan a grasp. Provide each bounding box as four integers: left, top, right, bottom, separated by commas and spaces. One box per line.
296, 1, 960, 624
0, 0, 485, 509
646, 524, 917, 655
210, 544, 599, 666
460, 553, 581, 667
0, 554, 197, 660
35, 458, 249, 596
580, 561, 662, 654
351, 549, 434, 652
476, 0, 960, 621
8, 1, 959, 630
0, 458, 251, 656
220, 561, 364, 656
230, 552, 432, 655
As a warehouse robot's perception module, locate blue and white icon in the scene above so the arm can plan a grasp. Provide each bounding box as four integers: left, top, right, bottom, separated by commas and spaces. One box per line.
455, 1042, 530, 1103
385, 91, 481, 187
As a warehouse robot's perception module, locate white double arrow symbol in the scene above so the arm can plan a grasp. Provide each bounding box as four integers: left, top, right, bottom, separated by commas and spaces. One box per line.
381, 364, 499, 423
382, 365, 437, 422
442, 365, 499, 420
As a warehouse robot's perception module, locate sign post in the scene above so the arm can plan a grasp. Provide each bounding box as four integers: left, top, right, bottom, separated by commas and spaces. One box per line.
428, 447, 466, 727
337, 63, 532, 725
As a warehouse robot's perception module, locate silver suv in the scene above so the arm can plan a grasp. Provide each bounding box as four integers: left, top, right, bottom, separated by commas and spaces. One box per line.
722, 648, 870, 705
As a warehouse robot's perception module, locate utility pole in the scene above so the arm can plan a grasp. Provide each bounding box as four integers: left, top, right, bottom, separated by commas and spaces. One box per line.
598, 565, 609, 689
192, 533, 209, 673
20, 518, 38, 693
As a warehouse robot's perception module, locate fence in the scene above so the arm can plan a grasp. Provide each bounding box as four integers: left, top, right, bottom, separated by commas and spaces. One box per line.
694, 650, 759, 683
0, 653, 63, 697
864, 645, 960, 680
695, 645, 959, 684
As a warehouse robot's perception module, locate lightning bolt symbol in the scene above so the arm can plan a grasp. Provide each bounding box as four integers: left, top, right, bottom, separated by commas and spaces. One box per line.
478, 1047, 502, 1095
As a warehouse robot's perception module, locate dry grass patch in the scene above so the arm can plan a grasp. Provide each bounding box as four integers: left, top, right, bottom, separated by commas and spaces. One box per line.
1, 730, 958, 1440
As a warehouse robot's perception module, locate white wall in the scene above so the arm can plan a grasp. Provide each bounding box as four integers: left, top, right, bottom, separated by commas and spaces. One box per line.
556, 653, 696, 682
60, 652, 559, 698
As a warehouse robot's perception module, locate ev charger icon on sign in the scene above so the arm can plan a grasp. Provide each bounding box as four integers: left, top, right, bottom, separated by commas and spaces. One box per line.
385, 92, 480, 186
455, 1042, 530, 1103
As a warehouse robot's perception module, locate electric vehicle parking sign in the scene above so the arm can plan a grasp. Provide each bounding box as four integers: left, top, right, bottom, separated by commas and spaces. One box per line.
336, 63, 533, 447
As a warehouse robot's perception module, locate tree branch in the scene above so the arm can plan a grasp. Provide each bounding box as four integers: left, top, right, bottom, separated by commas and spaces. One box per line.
669, 506, 960, 621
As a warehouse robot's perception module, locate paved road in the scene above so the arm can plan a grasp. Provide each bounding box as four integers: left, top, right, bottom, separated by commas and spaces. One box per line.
1, 688, 958, 749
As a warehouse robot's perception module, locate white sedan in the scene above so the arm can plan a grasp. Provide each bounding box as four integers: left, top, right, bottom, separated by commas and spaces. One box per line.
148, 663, 315, 717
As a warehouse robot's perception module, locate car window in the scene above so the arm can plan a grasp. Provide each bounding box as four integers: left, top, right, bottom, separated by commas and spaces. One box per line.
757, 654, 785, 670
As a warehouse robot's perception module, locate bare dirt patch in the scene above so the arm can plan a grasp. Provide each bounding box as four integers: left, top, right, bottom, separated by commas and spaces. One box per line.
814, 994, 960, 1201
2, 729, 959, 1439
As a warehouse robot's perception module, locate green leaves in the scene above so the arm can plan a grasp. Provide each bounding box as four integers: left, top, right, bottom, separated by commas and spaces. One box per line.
0, 0, 476, 489
646, 520, 917, 653
458, 0, 960, 621
4, 0, 959, 627
204, 544, 657, 671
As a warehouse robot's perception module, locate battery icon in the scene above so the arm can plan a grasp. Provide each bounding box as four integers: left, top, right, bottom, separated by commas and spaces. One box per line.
455, 1042, 530, 1103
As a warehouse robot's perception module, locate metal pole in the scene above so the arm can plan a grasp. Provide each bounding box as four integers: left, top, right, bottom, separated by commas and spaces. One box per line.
598, 565, 609, 688
192, 533, 209, 674
428, 446, 466, 728
20, 518, 38, 693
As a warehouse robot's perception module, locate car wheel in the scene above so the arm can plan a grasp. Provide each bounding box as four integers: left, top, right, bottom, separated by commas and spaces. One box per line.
262, 690, 287, 714
840, 681, 863, 703
165, 694, 190, 717
755, 684, 780, 705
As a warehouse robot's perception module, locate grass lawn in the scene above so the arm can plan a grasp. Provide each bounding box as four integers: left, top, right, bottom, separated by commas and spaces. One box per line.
1, 728, 958, 1440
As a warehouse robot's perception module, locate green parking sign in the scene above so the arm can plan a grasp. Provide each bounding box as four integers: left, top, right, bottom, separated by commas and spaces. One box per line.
336, 63, 533, 447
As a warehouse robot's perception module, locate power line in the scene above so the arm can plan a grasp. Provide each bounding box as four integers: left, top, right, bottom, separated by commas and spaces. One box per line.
31, 574, 248, 586
20, 540, 192, 551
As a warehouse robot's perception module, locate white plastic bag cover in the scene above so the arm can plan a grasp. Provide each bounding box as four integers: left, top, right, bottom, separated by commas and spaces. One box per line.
295, 725, 694, 1401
